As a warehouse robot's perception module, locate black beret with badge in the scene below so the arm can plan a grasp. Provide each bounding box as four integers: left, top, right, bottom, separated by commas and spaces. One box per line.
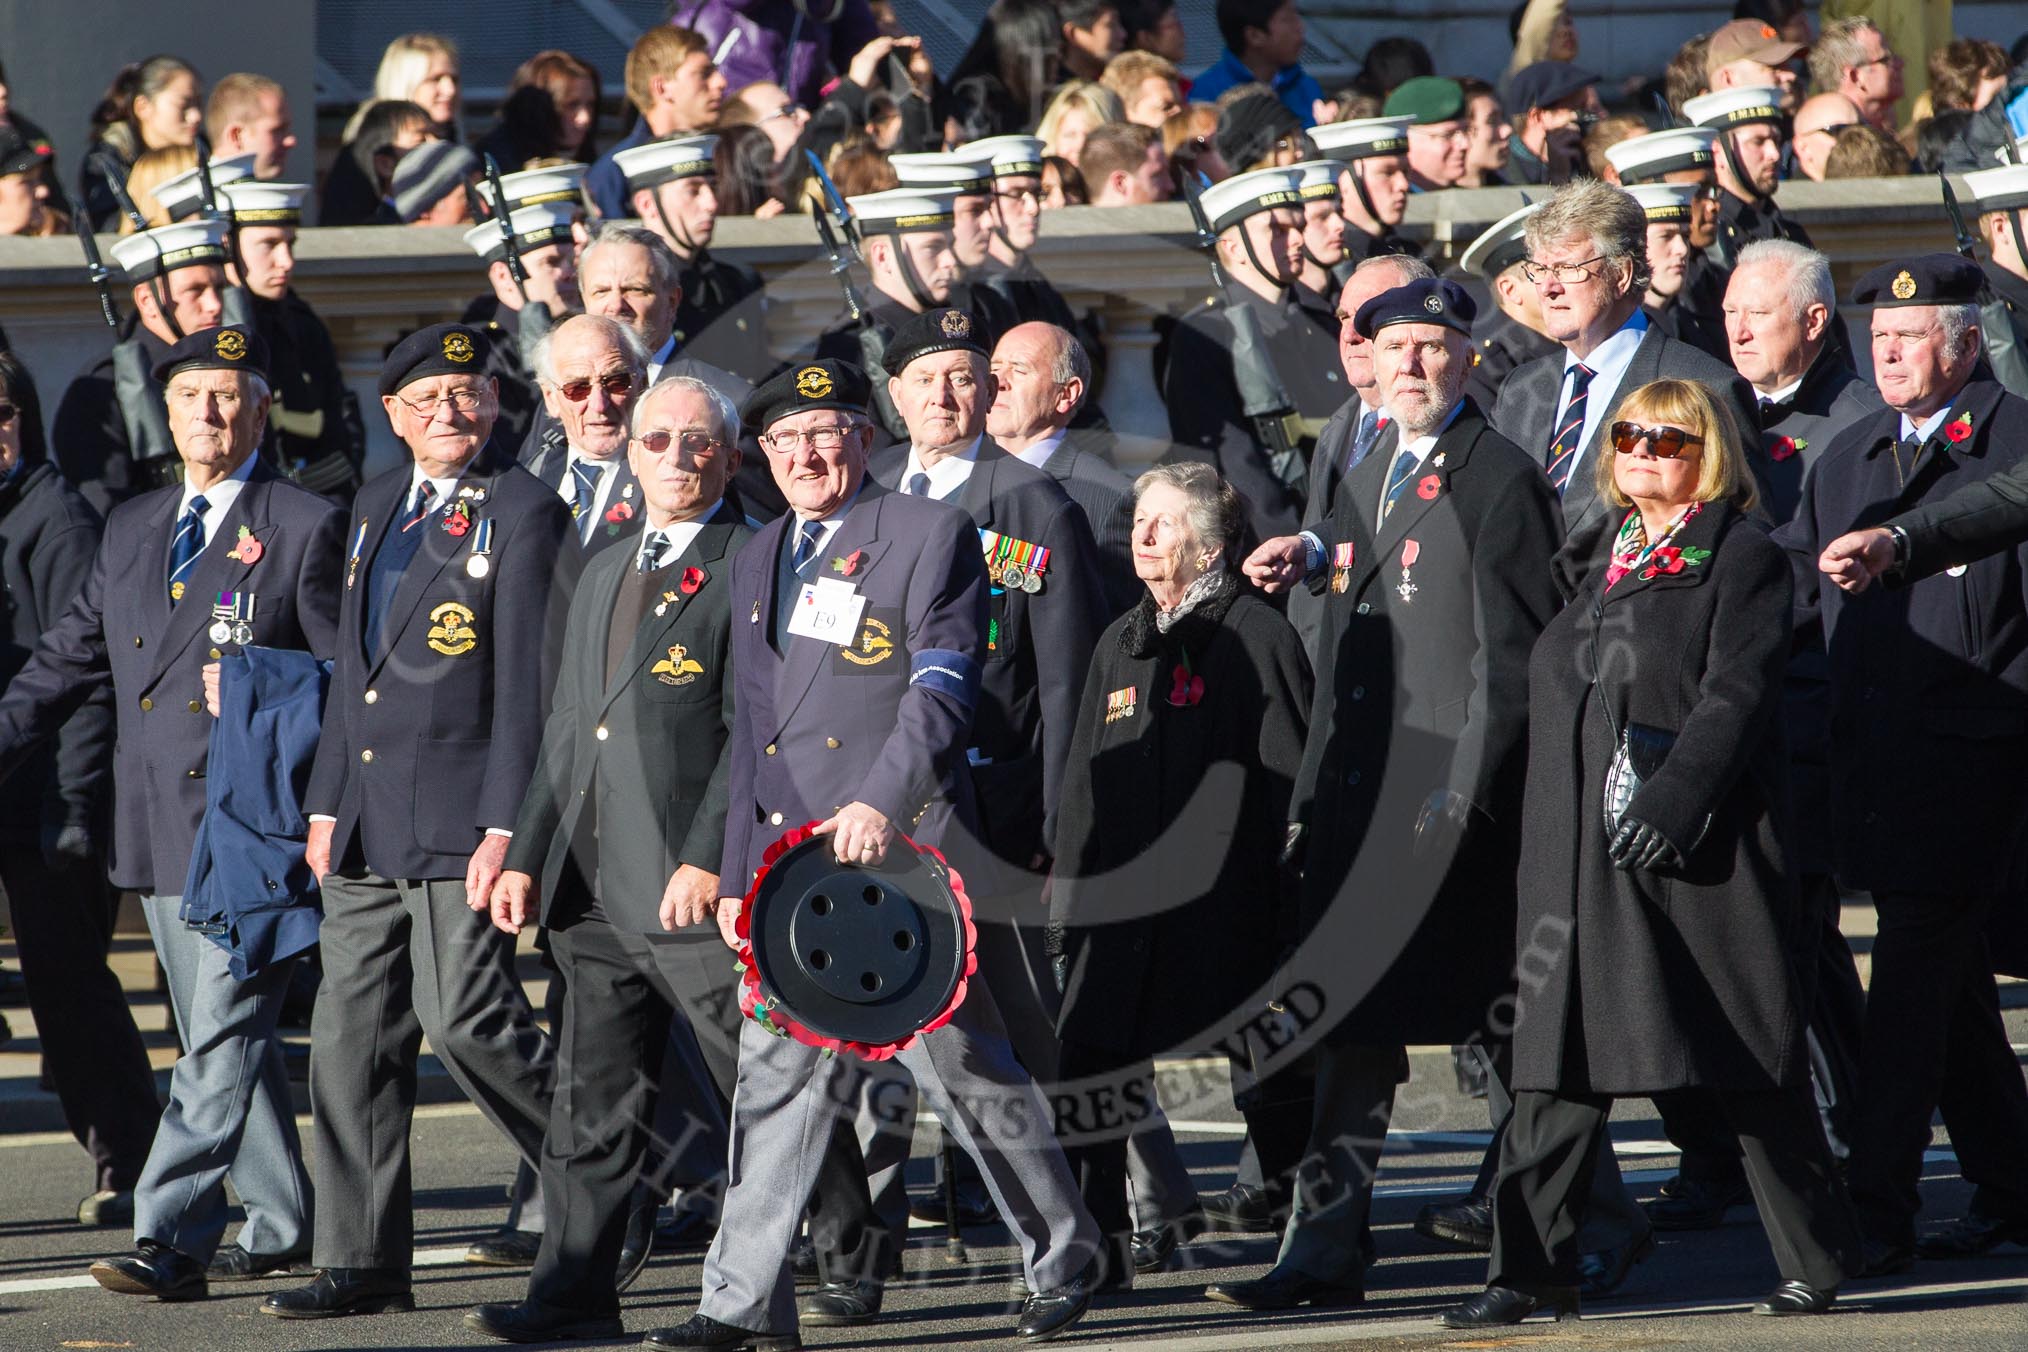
742, 358, 873, 432
1353, 277, 1477, 339
152, 324, 271, 384
1849, 254, 1986, 308
378, 322, 492, 397
882, 307, 988, 376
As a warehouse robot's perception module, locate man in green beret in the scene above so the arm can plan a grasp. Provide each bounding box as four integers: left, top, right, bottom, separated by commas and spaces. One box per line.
1385, 77, 1470, 192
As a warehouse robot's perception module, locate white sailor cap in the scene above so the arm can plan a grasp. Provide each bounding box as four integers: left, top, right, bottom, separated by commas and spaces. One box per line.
217, 180, 309, 227
148, 153, 258, 222
1681, 86, 1785, 132
463, 200, 580, 263
889, 152, 995, 194
1458, 201, 1542, 280
962, 134, 1046, 178
1604, 127, 1718, 184
108, 217, 232, 281
1291, 159, 1341, 201
1308, 116, 1414, 164
476, 162, 588, 215
1624, 181, 1699, 224
1199, 166, 1304, 235
1965, 162, 2028, 214
612, 135, 718, 193
847, 187, 960, 235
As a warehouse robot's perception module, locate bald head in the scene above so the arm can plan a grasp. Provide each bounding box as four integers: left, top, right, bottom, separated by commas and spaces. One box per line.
987, 322, 1091, 453
1337, 255, 1434, 401
535, 314, 651, 460
1792, 93, 1862, 182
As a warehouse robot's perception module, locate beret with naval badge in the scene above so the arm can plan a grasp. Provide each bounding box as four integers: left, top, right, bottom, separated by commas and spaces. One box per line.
741, 358, 873, 433
882, 307, 988, 377
152, 324, 271, 384
379, 322, 491, 397
1354, 277, 1477, 339
1849, 254, 1986, 308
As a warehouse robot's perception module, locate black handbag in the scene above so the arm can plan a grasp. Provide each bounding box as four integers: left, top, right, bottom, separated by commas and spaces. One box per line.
1601, 721, 1677, 836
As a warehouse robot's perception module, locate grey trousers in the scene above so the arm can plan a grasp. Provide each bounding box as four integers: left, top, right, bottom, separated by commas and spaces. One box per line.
135, 894, 312, 1263
308, 871, 555, 1268
699, 988, 1101, 1335
1273, 1042, 1402, 1284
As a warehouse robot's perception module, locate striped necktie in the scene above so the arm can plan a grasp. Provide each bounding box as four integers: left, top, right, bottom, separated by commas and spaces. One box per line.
570, 461, 602, 538
791, 520, 823, 577
637, 529, 669, 574
1545, 363, 1594, 496
401, 480, 437, 531
1380, 447, 1420, 523
167, 495, 208, 601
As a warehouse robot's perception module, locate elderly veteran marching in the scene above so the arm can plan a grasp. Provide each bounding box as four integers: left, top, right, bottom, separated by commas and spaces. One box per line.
0, 325, 344, 1298
263, 323, 577, 1320
640, 357, 1104, 1352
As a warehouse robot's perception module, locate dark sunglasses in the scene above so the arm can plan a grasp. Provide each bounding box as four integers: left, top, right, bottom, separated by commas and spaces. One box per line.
558, 372, 636, 403
1610, 421, 1704, 458
0, 402, 15, 429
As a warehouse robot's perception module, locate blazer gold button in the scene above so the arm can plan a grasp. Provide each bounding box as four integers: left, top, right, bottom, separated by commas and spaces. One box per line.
188, 700, 202, 713
139, 697, 153, 711
826, 737, 840, 749
769, 811, 784, 825
134, 636, 144, 648
364, 690, 378, 704
209, 648, 222, 659
765, 743, 777, 755
361, 749, 375, 763
596, 726, 610, 740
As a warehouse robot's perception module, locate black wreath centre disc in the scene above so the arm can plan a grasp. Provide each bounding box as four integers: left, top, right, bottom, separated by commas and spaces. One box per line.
747, 835, 969, 1047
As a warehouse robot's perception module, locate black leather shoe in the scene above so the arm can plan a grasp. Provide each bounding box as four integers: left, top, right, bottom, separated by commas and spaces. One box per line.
76, 1189, 135, 1227
799, 1279, 883, 1326
1578, 1229, 1656, 1298
259, 1268, 415, 1318
1857, 1238, 1916, 1278
464, 1300, 625, 1342
1131, 1209, 1206, 1273
1198, 1183, 1284, 1235
1915, 1213, 2028, 1259
1014, 1264, 1095, 1342
465, 1227, 543, 1266
640, 1313, 801, 1350
657, 1207, 719, 1252
1644, 1175, 1750, 1231
1204, 1265, 1363, 1311
89, 1242, 208, 1301
207, 1242, 313, 1281
1415, 1194, 1493, 1251
908, 1191, 997, 1227
1754, 1280, 1837, 1315
617, 1200, 656, 1293
1438, 1284, 1579, 1328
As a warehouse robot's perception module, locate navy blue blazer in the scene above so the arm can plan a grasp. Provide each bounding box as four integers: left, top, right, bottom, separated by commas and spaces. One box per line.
182, 646, 330, 977
304, 441, 578, 880
0, 462, 345, 892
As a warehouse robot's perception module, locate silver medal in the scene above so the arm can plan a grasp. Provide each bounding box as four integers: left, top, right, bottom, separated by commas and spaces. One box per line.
467, 554, 492, 579
1022, 572, 1042, 594
209, 619, 233, 645
230, 622, 254, 645
999, 563, 1025, 590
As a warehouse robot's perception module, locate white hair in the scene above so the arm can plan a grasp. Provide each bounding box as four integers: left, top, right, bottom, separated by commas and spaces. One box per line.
531, 314, 650, 389
632, 375, 740, 446
1735, 239, 1835, 317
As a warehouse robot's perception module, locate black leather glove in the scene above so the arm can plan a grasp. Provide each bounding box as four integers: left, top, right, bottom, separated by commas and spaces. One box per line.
1280, 821, 1308, 882
40, 810, 95, 870
1414, 789, 1481, 859
1608, 816, 1682, 872
1043, 922, 1070, 995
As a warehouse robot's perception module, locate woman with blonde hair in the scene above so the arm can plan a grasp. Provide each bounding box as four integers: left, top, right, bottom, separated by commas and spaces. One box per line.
1442, 377, 1861, 1328
342, 33, 461, 142
1037, 80, 1124, 167
120, 145, 198, 232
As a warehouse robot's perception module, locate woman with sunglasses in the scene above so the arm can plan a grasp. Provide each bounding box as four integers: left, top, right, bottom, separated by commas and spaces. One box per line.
1442, 377, 1862, 1328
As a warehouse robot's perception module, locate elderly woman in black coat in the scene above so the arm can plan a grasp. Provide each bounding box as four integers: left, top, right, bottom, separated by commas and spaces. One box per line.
1442, 379, 1861, 1328
1049, 461, 1311, 1280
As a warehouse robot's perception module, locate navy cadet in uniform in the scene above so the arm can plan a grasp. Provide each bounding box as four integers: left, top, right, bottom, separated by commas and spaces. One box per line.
463, 375, 753, 1345
1629, 181, 1732, 364
461, 181, 585, 455
263, 324, 574, 1320
54, 219, 230, 512
890, 152, 1019, 346
1234, 279, 1562, 1311
1604, 126, 1731, 375
520, 313, 651, 561
611, 134, 773, 385
813, 187, 964, 376
1682, 87, 1811, 268
1309, 116, 1420, 269
1289, 160, 1351, 338
1964, 161, 2028, 396
1161, 166, 1348, 541
0, 325, 343, 1297
1456, 202, 1559, 415
1778, 255, 2028, 1271
212, 178, 366, 500
966, 136, 1083, 335
639, 358, 1104, 1351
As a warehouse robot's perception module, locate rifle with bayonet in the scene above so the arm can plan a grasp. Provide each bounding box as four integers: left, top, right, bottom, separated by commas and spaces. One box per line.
1945, 170, 2028, 396
807, 149, 906, 439
1179, 172, 1308, 507
483, 152, 552, 369
77, 164, 179, 477
196, 130, 257, 328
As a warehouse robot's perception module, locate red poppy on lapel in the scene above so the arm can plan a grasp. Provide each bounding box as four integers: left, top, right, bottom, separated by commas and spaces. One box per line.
233, 525, 263, 564
1770, 435, 1805, 461
1417, 474, 1441, 500
1167, 663, 1204, 707
605, 499, 636, 524
1945, 413, 1973, 443
680, 566, 706, 595
832, 549, 866, 577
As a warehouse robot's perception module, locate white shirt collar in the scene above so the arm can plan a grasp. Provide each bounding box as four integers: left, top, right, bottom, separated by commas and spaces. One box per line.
178, 453, 256, 517
1900, 406, 1954, 443
1376, 401, 1462, 522
1759, 375, 1805, 406
1009, 428, 1069, 470
647, 333, 678, 381
1553, 309, 1650, 483
407, 462, 468, 506
639, 498, 722, 570
904, 435, 984, 499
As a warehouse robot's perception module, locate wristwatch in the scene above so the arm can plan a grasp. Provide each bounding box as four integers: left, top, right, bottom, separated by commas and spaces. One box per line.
1886, 524, 1910, 576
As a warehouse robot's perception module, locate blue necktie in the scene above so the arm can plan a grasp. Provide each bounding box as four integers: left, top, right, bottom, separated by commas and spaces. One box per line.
637, 529, 669, 574
791, 520, 823, 577
1546, 363, 1594, 496
570, 461, 603, 540
366, 482, 437, 658
908, 472, 933, 497
1348, 407, 1382, 472
167, 495, 209, 601
1380, 447, 1420, 523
